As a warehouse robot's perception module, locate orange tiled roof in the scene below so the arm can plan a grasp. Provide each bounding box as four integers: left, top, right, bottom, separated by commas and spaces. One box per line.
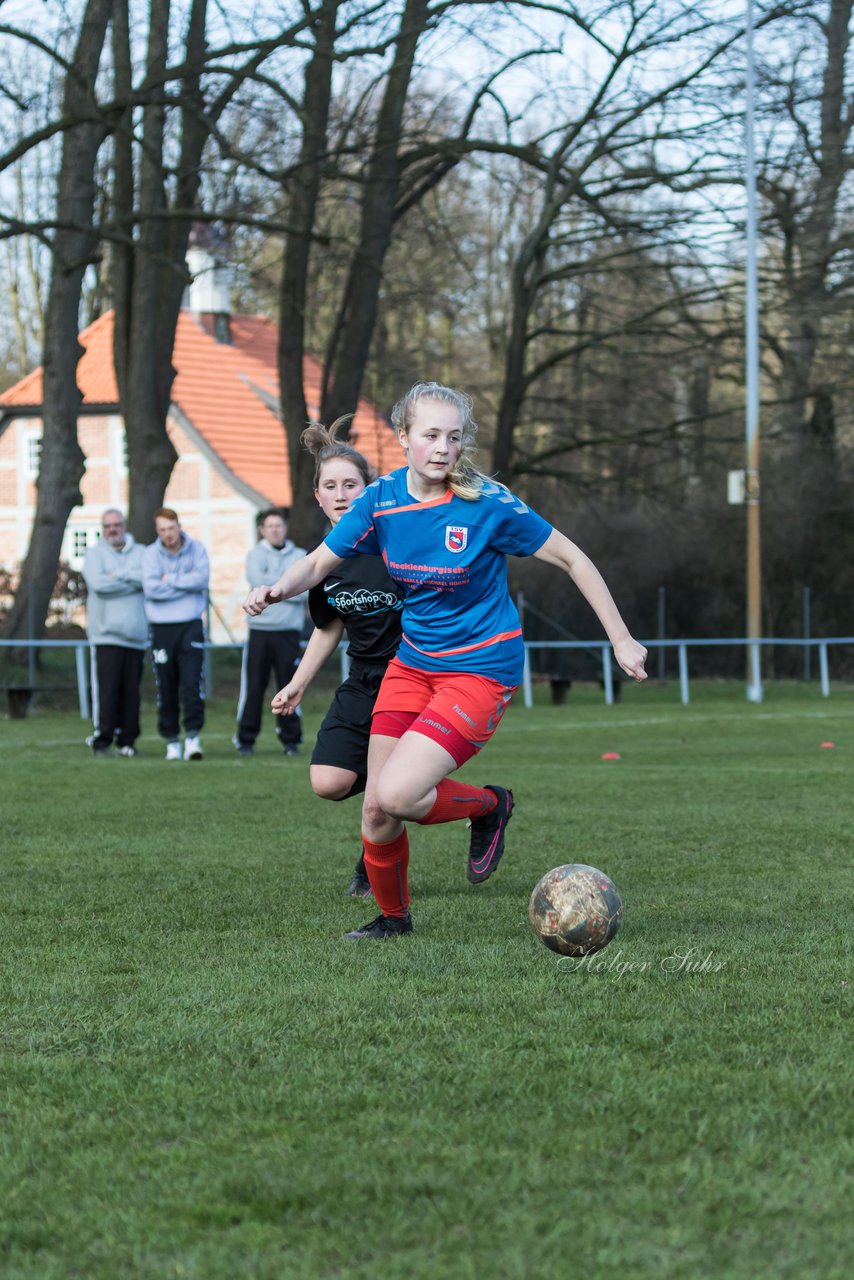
0, 309, 403, 504
0, 311, 120, 408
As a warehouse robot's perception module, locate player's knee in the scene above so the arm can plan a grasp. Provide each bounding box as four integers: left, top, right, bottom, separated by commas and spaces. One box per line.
361, 792, 389, 830
309, 767, 352, 801
311, 777, 349, 801
375, 776, 415, 820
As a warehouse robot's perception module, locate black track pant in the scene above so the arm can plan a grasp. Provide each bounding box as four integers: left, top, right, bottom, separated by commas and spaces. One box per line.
236, 629, 302, 747
90, 644, 144, 749
150, 618, 205, 740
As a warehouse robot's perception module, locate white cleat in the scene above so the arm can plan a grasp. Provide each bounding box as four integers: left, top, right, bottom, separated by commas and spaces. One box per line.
184, 735, 203, 761
166, 740, 182, 761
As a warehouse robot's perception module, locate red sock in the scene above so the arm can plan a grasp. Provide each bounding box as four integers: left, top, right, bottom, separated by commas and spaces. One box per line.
419, 779, 498, 825
362, 829, 410, 918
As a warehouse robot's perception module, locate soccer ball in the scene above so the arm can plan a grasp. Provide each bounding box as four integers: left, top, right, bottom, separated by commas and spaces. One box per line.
528, 863, 623, 956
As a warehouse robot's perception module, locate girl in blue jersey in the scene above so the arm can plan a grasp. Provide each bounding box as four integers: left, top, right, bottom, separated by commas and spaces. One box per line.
270, 422, 404, 899
245, 382, 647, 940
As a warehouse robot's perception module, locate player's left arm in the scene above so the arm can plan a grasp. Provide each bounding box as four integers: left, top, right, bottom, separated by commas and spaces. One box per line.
271, 619, 345, 714
532, 529, 648, 681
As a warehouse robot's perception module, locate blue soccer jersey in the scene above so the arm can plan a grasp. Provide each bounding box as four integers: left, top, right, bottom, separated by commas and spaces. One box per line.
324, 468, 553, 685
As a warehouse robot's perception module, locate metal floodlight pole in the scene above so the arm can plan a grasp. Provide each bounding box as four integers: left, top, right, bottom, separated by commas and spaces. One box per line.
744, 0, 763, 703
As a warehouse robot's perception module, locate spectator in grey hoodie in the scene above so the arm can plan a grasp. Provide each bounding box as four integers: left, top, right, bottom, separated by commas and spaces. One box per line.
142, 508, 210, 761
234, 508, 308, 757
83, 509, 147, 757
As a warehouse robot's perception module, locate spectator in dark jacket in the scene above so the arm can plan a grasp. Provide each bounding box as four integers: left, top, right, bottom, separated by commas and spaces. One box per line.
233, 508, 308, 757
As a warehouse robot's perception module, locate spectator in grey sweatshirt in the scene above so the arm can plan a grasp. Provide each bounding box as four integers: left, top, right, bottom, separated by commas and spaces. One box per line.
142, 508, 210, 761
233, 508, 308, 757
83, 508, 147, 757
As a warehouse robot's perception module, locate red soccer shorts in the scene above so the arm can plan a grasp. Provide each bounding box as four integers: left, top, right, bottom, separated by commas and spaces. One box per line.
371, 656, 517, 766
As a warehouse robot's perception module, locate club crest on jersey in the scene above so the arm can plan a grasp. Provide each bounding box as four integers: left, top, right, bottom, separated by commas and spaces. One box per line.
445, 524, 468, 553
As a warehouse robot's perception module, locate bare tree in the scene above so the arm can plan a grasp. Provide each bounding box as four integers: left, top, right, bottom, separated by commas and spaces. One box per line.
0, 33, 55, 382
755, 0, 854, 453
274, 0, 447, 542
2, 163, 49, 375
109, 0, 330, 541
486, 1, 743, 481
2, 0, 112, 644
110, 0, 211, 542
274, 0, 554, 540
277, 0, 341, 543
317, 0, 432, 427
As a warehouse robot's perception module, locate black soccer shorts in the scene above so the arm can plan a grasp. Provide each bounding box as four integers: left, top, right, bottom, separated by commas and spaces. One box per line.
310, 660, 389, 775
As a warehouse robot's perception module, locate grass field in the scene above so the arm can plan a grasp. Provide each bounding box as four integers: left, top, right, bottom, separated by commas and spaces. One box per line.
1, 682, 852, 1279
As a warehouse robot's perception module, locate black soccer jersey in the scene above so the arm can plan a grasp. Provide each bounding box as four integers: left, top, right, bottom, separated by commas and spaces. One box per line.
309, 555, 404, 663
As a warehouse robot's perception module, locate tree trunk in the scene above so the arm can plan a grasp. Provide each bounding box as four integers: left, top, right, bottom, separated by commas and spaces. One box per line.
778, 297, 821, 441
278, 1, 339, 548
492, 291, 533, 482
2, 0, 111, 643
319, 0, 431, 433
491, 223, 547, 481
774, 0, 852, 456
112, 0, 210, 544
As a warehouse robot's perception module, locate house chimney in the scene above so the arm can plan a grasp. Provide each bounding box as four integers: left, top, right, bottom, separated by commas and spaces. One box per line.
185, 223, 232, 342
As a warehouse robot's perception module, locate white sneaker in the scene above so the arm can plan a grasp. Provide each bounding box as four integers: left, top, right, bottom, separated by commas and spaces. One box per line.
166, 740, 182, 761
184, 735, 203, 761
116, 745, 139, 758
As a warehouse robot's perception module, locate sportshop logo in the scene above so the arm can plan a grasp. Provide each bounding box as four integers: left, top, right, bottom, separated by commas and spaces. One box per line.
328, 588, 400, 614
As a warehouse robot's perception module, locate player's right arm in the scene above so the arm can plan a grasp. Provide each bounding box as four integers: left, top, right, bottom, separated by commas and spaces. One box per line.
533, 529, 647, 681
243, 542, 343, 616
271, 619, 345, 715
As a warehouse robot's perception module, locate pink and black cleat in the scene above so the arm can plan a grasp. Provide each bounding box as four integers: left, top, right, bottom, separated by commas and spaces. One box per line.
467, 785, 514, 883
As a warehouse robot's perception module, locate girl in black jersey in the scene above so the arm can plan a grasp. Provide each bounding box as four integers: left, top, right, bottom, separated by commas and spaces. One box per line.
271, 421, 405, 897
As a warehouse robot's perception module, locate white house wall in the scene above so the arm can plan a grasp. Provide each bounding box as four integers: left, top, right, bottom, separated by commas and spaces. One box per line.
0, 411, 272, 644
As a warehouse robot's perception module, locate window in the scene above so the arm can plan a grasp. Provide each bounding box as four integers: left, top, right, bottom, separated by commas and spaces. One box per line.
65, 526, 100, 569
25, 433, 42, 476
72, 530, 90, 558
112, 421, 129, 474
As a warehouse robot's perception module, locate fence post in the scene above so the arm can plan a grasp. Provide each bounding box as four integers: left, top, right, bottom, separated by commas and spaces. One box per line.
205, 595, 213, 697
678, 643, 690, 705
803, 588, 811, 680
602, 646, 614, 705
27, 587, 37, 687
522, 644, 533, 708
75, 643, 90, 720
819, 643, 829, 697
748, 643, 762, 702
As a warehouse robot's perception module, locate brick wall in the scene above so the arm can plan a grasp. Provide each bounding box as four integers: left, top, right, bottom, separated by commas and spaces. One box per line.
1, 412, 264, 642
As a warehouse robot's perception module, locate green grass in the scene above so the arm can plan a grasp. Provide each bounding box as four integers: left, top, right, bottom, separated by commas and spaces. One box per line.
1, 683, 852, 1279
